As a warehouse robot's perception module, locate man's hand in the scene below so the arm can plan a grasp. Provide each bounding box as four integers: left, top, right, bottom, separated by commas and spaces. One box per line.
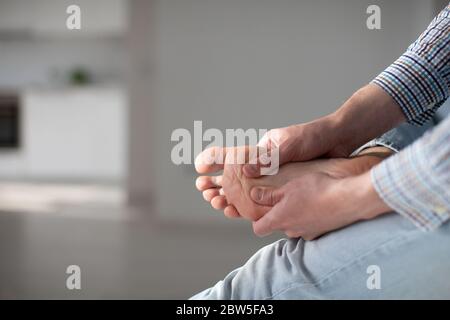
196, 143, 393, 226
243, 83, 405, 178
250, 169, 392, 240
242, 117, 347, 177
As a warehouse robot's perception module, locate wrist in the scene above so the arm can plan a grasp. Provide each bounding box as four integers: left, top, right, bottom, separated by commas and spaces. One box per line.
329, 84, 406, 156
309, 113, 350, 157
337, 170, 392, 222
323, 108, 363, 157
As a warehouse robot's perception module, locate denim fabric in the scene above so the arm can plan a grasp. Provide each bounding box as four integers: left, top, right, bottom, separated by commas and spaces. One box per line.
435, 98, 450, 122
191, 213, 450, 299
352, 120, 434, 155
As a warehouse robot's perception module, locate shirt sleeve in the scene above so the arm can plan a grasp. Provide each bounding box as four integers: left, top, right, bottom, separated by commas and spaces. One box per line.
371, 115, 450, 231
372, 3, 450, 125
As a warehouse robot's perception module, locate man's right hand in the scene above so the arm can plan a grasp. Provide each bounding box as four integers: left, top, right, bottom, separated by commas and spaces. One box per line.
243, 83, 406, 178
242, 116, 348, 178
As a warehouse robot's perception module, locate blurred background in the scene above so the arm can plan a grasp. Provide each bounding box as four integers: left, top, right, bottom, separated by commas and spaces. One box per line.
0, 0, 447, 298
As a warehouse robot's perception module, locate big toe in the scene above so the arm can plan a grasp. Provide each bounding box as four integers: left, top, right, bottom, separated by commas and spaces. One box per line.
195, 145, 259, 174
195, 146, 227, 174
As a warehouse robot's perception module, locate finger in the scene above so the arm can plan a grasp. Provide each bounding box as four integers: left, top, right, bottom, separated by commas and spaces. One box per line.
195, 175, 223, 191
224, 205, 241, 218
252, 202, 285, 236
202, 188, 220, 202
243, 147, 278, 178
252, 212, 276, 237
285, 230, 301, 239
195, 147, 228, 174
242, 148, 270, 178
242, 163, 262, 178
250, 186, 284, 206
242, 130, 276, 178
211, 195, 228, 210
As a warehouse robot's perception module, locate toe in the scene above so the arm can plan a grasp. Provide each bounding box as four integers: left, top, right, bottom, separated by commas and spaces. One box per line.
211, 195, 228, 210
224, 205, 240, 218
195, 146, 227, 174
196, 176, 223, 191
202, 188, 220, 202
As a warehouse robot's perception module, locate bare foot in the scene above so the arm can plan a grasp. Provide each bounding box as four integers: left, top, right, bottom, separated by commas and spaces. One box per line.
195, 146, 392, 221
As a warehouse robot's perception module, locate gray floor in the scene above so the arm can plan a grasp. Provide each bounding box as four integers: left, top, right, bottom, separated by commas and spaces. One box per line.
0, 206, 281, 299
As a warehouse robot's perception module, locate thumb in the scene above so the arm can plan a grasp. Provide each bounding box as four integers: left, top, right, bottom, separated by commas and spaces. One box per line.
243, 132, 276, 178
250, 186, 284, 206
242, 149, 271, 178
242, 163, 262, 178
252, 205, 282, 237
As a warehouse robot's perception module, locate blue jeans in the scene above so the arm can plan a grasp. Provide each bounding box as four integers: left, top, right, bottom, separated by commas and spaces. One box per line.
191, 121, 450, 299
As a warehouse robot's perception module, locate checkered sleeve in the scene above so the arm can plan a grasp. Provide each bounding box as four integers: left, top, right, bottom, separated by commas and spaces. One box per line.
372, 4, 450, 125
371, 115, 450, 231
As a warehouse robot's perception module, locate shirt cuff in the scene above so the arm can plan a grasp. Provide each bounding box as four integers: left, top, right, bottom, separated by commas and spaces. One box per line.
372, 51, 449, 126
371, 137, 450, 231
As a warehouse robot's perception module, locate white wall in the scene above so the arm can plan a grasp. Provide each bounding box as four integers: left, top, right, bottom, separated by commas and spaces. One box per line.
0, 0, 128, 88
128, 0, 440, 221
0, 0, 127, 36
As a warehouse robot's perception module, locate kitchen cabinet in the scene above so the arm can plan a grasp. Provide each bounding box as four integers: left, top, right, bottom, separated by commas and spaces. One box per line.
0, 87, 127, 181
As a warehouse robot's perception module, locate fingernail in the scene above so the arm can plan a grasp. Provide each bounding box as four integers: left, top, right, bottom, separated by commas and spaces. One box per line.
254, 188, 262, 201
259, 153, 271, 165
244, 164, 257, 176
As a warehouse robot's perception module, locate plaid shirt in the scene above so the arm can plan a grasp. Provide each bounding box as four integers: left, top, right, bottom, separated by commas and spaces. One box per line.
371, 4, 450, 230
